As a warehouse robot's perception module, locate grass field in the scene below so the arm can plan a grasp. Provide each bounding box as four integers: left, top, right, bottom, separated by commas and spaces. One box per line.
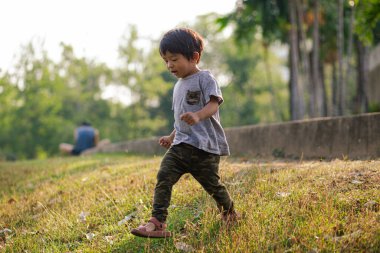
0, 154, 379, 252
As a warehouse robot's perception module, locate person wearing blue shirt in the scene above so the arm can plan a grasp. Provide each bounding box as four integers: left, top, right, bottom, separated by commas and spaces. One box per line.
59, 122, 99, 156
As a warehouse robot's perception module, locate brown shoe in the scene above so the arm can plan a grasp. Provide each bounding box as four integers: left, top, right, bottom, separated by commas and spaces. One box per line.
221, 211, 241, 226
131, 217, 172, 238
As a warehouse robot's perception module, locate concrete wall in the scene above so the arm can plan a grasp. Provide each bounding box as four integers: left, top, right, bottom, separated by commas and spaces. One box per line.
85, 113, 380, 160
83, 137, 165, 156
225, 113, 380, 159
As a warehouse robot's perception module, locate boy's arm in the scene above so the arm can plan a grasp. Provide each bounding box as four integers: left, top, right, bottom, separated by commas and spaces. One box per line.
180, 96, 219, 126
159, 129, 176, 149
168, 129, 176, 142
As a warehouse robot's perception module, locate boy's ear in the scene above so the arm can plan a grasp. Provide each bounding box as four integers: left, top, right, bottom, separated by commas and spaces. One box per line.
192, 52, 200, 63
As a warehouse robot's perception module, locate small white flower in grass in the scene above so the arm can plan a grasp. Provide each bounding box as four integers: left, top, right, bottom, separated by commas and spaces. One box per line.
194, 210, 203, 220
225, 181, 243, 186
0, 229, 12, 235
78, 211, 89, 223
135, 200, 148, 212
0, 228, 11, 244
105, 236, 114, 245
48, 197, 61, 205
118, 212, 136, 226
85, 233, 95, 240
327, 230, 362, 242
364, 201, 379, 212
351, 180, 363, 185
82, 177, 89, 182
175, 242, 195, 252
276, 192, 291, 198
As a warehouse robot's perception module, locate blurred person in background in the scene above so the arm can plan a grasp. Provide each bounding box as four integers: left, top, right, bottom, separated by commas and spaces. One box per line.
59, 121, 99, 156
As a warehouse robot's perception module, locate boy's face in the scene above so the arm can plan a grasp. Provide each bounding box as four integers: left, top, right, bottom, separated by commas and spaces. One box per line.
161, 51, 199, 79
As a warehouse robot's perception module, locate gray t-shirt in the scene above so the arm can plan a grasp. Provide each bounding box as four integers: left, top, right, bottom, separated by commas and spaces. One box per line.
172, 70, 230, 156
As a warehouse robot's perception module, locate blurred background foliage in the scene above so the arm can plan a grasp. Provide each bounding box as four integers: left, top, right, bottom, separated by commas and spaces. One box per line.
1, 0, 379, 159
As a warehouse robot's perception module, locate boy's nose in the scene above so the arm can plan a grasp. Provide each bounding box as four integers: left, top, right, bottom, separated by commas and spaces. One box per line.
167, 62, 173, 68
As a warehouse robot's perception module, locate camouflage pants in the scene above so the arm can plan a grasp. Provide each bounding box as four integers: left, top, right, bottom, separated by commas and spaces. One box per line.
152, 143, 234, 222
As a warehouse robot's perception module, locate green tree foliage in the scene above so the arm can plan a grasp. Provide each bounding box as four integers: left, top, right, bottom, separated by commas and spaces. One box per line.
0, 42, 69, 159
355, 0, 380, 44
192, 13, 288, 126
218, 0, 289, 44
219, 0, 380, 119
0, 14, 296, 159
0, 41, 118, 159
117, 25, 173, 138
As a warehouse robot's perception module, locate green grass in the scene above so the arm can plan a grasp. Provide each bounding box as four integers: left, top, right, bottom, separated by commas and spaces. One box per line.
1, 154, 379, 252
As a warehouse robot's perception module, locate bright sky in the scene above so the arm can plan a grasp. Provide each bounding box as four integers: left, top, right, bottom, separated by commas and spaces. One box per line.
0, 0, 237, 72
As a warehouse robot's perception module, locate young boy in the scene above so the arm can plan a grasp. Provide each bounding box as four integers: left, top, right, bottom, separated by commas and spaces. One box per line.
131, 28, 238, 238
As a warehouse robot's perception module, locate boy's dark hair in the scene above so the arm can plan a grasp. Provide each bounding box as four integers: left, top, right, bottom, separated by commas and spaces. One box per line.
159, 28, 204, 62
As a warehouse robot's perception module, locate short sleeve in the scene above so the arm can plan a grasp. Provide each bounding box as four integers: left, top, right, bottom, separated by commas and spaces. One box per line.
200, 71, 224, 105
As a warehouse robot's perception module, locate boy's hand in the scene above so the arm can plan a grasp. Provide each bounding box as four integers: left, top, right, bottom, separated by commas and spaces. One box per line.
180, 112, 200, 126
180, 98, 219, 126
159, 136, 172, 149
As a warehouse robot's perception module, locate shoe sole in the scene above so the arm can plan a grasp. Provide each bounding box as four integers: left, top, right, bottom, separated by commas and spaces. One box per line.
131, 228, 172, 238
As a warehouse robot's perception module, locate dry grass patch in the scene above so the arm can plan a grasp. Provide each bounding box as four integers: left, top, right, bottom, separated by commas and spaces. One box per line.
1, 155, 379, 252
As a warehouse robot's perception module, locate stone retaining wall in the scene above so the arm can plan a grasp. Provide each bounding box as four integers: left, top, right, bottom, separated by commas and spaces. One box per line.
85, 113, 380, 159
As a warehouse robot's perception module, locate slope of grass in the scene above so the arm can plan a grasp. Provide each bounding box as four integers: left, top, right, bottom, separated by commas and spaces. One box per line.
1, 154, 379, 252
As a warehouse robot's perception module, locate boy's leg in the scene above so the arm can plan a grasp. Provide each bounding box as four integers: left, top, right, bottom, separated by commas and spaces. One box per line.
190, 152, 234, 214
152, 146, 187, 222
131, 146, 187, 238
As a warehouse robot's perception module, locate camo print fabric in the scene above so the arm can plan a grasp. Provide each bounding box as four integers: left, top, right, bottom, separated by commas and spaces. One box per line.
152, 143, 234, 222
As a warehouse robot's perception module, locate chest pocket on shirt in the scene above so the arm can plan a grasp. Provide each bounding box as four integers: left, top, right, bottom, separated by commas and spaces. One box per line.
186, 90, 201, 105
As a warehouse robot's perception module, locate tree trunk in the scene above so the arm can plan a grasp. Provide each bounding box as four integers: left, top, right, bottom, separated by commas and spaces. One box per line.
312, 0, 324, 117
296, 0, 313, 118
355, 38, 369, 113
332, 61, 338, 116
345, 5, 355, 112
337, 0, 345, 115
289, 0, 304, 120
320, 59, 328, 116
